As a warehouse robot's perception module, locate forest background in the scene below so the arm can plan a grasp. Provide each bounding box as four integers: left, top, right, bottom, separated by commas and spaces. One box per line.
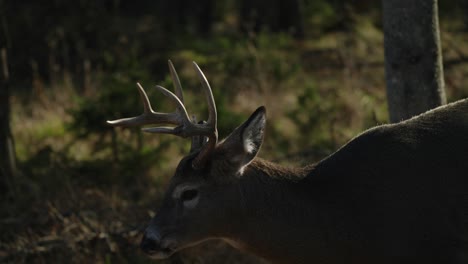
1, 1, 468, 263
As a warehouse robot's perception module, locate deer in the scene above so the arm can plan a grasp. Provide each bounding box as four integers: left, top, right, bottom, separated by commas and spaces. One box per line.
107, 61, 468, 264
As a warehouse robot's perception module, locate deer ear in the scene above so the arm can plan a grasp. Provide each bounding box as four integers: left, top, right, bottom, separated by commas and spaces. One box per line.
217, 106, 266, 175
241, 106, 266, 158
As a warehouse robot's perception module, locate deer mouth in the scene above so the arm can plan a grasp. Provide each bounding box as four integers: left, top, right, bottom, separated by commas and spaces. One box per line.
144, 240, 178, 259
145, 246, 175, 259
140, 231, 178, 259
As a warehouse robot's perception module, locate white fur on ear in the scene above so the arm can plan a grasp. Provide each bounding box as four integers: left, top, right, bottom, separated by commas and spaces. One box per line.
242, 114, 266, 154
244, 138, 257, 154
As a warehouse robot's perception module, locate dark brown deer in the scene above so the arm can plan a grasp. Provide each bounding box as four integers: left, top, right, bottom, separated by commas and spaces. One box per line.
108, 61, 468, 264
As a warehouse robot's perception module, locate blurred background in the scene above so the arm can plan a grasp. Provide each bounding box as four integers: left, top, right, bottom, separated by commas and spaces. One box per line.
1, 0, 468, 263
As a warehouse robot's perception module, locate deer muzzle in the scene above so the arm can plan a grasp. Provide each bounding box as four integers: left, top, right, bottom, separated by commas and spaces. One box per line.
140, 226, 176, 259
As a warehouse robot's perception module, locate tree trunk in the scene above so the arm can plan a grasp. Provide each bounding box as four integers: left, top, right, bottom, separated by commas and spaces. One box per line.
382, 0, 446, 123
0, 47, 16, 189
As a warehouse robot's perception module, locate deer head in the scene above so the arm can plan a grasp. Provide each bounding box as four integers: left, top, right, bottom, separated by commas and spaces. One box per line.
107, 61, 266, 259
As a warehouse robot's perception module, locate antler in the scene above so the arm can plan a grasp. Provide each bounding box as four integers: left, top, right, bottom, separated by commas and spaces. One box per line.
107, 60, 218, 169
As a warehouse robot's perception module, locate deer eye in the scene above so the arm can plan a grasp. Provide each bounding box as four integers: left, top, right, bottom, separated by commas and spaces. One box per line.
181, 189, 198, 202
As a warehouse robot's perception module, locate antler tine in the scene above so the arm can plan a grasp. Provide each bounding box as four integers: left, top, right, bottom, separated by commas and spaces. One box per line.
144, 85, 218, 140
141, 85, 194, 137
168, 60, 184, 104
193, 62, 217, 128
153, 85, 191, 121
107, 83, 179, 127
186, 62, 218, 169
136, 82, 153, 114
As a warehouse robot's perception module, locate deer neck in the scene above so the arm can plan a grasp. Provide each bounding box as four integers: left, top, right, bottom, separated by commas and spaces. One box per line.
221, 159, 323, 263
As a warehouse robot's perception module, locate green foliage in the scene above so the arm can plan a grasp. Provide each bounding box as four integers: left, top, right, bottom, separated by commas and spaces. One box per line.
68, 46, 152, 147
287, 80, 337, 151
303, 1, 339, 34
167, 32, 305, 139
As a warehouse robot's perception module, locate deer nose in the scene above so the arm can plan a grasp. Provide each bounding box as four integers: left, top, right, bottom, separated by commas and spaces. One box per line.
140, 228, 162, 254
140, 234, 159, 253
